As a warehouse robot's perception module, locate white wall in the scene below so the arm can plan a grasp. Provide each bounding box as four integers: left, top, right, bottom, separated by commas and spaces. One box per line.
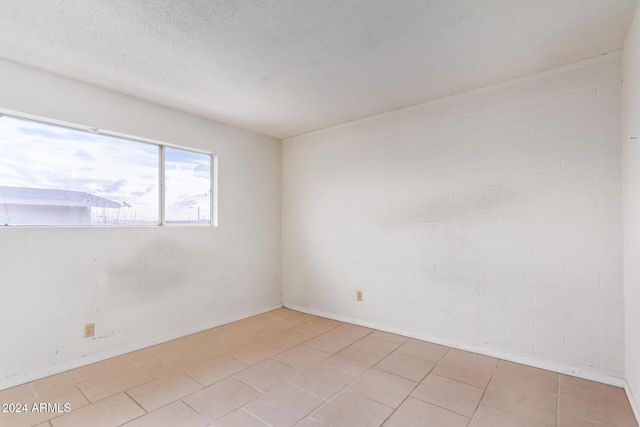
623, 1, 640, 418
0, 59, 281, 388
282, 54, 624, 382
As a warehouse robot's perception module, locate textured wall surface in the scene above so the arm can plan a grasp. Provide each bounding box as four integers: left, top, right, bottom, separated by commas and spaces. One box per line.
623, 1, 640, 418
0, 58, 281, 388
282, 55, 624, 380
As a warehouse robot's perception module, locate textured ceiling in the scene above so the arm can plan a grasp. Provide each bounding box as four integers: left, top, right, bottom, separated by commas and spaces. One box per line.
0, 0, 636, 139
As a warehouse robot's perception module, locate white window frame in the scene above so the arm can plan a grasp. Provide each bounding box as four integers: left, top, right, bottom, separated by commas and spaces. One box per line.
0, 109, 218, 228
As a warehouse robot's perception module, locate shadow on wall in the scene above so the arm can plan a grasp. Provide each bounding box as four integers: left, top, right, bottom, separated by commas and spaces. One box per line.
106, 237, 197, 300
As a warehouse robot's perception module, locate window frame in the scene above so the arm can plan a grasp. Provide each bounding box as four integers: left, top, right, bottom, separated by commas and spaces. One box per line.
0, 109, 218, 228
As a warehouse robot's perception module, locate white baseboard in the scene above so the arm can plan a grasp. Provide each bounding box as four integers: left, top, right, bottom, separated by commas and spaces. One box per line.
0, 304, 282, 391
285, 304, 626, 388
625, 381, 640, 425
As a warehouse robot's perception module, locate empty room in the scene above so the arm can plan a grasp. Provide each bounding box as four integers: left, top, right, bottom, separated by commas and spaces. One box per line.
1, 0, 639, 426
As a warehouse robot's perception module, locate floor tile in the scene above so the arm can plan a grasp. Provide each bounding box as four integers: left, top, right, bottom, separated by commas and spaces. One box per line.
76, 366, 153, 402
5, 308, 638, 427
412, 374, 484, 416
469, 404, 552, 427
330, 324, 373, 341
310, 390, 392, 427
291, 321, 336, 337
323, 347, 382, 376
0, 401, 67, 427
431, 348, 497, 388
560, 374, 628, 400
31, 364, 101, 394
121, 400, 208, 427
147, 337, 197, 358
274, 345, 330, 370
50, 393, 145, 427
482, 362, 558, 424
369, 331, 408, 344
188, 335, 239, 360
376, 351, 435, 382
264, 331, 312, 350
349, 369, 416, 408
395, 339, 449, 362
20, 377, 91, 424
95, 349, 158, 374
255, 329, 287, 342
559, 383, 638, 426
0, 385, 45, 427
244, 383, 324, 426
314, 317, 344, 327
182, 377, 260, 422
185, 355, 248, 386
0, 383, 34, 403
212, 409, 269, 426
348, 336, 402, 359
491, 361, 557, 389
303, 334, 354, 354
137, 350, 203, 378
383, 396, 469, 427
294, 417, 322, 426
233, 359, 297, 392
288, 364, 357, 400
230, 343, 282, 365
558, 411, 606, 427
127, 372, 202, 412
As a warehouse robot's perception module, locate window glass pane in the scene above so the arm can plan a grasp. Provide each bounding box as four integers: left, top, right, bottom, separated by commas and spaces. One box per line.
164, 147, 211, 224
0, 115, 160, 225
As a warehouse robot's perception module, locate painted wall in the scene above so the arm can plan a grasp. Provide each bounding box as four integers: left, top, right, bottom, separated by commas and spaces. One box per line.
623, 1, 640, 418
282, 55, 624, 381
0, 58, 281, 388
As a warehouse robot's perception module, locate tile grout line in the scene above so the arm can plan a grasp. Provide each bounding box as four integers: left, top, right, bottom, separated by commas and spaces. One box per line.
121, 389, 149, 426
293, 333, 402, 425
377, 348, 451, 426
480, 361, 562, 426
239, 406, 275, 427
179, 397, 216, 424
241, 381, 323, 427
8, 309, 636, 427
181, 316, 334, 409
469, 355, 500, 424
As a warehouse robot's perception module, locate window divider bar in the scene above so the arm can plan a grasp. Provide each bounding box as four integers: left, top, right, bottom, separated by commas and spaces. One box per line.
212, 153, 218, 227
159, 145, 166, 226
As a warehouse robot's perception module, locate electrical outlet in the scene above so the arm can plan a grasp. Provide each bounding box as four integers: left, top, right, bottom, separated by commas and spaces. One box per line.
84, 323, 95, 338
357, 290, 363, 301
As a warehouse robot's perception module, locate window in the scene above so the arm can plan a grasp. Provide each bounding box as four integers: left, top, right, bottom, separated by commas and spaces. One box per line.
164, 147, 212, 224
0, 113, 216, 226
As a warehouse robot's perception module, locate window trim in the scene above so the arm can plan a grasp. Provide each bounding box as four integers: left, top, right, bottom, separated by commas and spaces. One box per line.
0, 108, 218, 228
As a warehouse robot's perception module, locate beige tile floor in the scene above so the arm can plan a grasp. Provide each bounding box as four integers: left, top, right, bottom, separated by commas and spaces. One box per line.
1, 308, 638, 427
